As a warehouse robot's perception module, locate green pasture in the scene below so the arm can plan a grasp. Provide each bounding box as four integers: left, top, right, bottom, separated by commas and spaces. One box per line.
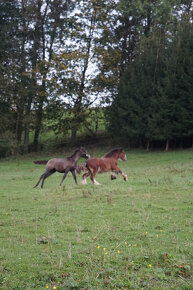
0, 149, 193, 289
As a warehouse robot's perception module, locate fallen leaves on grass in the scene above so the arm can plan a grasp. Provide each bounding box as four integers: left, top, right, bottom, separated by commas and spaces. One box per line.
38, 236, 48, 244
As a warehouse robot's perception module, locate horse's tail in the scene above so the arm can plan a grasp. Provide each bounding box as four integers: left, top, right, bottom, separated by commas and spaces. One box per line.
33, 160, 48, 165
76, 162, 87, 174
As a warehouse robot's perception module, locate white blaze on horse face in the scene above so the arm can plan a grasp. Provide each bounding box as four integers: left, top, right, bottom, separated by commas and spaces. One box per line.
121, 153, 127, 161
119, 155, 127, 161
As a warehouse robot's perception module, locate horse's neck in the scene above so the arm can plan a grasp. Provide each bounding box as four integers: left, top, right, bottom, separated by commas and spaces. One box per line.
70, 151, 81, 163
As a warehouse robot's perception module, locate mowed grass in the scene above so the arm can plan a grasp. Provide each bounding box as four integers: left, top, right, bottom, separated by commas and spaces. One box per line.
0, 149, 192, 289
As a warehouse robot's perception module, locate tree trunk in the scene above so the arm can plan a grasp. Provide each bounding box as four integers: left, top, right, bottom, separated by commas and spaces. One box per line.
23, 118, 30, 154
33, 101, 43, 152
16, 0, 27, 146
146, 139, 150, 151
71, 126, 77, 145
23, 126, 29, 153
165, 139, 169, 151
23, 94, 33, 154
16, 108, 23, 144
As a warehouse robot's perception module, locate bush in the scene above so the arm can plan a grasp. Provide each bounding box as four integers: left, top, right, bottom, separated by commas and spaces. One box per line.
0, 133, 17, 158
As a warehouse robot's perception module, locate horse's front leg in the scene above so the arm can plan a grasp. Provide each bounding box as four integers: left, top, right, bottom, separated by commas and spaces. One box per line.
59, 169, 70, 186
112, 166, 128, 181
111, 172, 118, 180
71, 169, 77, 185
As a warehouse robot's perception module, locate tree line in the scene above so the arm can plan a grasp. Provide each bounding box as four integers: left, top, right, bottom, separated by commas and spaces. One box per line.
0, 0, 192, 157
108, 1, 193, 150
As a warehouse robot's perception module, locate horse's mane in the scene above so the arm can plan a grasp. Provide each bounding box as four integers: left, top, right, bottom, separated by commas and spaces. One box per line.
103, 148, 123, 158
69, 147, 86, 159
69, 149, 80, 159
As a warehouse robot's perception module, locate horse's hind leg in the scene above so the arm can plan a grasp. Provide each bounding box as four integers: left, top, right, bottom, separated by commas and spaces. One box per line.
81, 171, 89, 185
93, 178, 101, 185
33, 170, 48, 188
41, 169, 56, 188
89, 168, 101, 185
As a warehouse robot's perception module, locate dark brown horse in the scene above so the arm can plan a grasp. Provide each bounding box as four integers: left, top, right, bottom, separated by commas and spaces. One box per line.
33, 147, 90, 188
77, 148, 127, 185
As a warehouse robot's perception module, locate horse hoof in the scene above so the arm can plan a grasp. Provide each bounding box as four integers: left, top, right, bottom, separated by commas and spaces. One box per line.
81, 180, 87, 185
94, 182, 101, 185
111, 175, 116, 180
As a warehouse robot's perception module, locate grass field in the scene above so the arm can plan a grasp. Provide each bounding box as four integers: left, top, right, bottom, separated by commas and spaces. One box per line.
0, 148, 193, 289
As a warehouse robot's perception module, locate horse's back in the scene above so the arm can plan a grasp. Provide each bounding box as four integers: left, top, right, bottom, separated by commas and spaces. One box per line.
86, 157, 113, 172
86, 158, 101, 167
46, 158, 70, 172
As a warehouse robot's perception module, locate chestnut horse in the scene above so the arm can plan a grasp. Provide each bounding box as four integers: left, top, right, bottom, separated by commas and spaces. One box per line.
33, 147, 90, 188
77, 148, 128, 185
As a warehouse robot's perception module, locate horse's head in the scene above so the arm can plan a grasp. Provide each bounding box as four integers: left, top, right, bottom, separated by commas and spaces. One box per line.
118, 148, 127, 161
79, 147, 90, 159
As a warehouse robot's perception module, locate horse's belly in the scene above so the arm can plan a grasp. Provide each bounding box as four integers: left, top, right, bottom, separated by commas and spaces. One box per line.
98, 163, 111, 173
56, 163, 70, 173
57, 169, 66, 173
98, 169, 110, 174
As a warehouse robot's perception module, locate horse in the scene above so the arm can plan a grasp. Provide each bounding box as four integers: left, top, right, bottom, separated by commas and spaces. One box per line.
77, 148, 128, 185
33, 147, 90, 188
